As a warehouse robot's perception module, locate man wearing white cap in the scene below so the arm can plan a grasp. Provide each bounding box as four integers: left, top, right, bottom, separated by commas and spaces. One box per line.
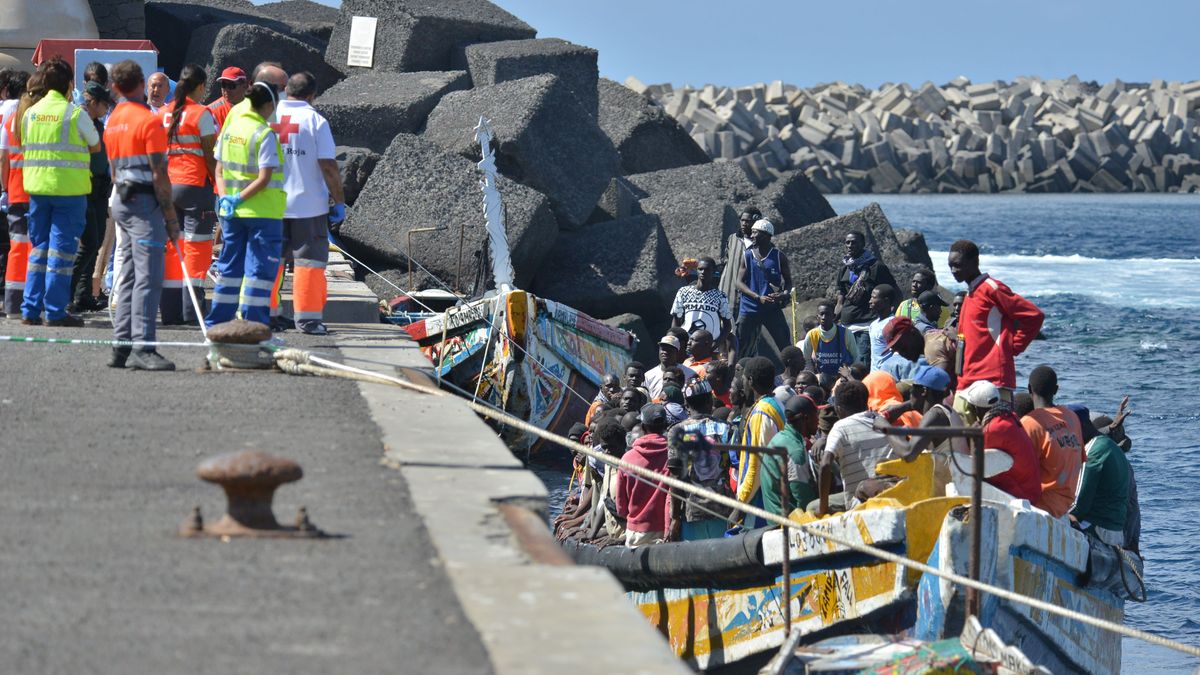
643, 334, 696, 402
735, 218, 792, 360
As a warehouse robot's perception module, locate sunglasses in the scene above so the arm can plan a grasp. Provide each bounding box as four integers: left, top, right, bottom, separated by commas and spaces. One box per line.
219, 80, 243, 89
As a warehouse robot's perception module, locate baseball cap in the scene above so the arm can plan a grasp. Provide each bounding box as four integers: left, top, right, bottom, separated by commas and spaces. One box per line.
918, 290, 948, 307
658, 335, 681, 350
217, 66, 247, 83
961, 380, 1000, 409
883, 316, 916, 348
750, 219, 775, 235
911, 364, 951, 392
640, 403, 667, 426
83, 81, 113, 106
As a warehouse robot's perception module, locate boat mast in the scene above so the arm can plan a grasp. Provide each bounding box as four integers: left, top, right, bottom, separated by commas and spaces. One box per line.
473, 117, 515, 294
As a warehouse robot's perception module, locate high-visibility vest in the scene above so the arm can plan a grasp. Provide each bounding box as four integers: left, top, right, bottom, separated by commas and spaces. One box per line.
159, 97, 212, 187
20, 90, 90, 196
104, 100, 164, 187
219, 110, 285, 219
2, 110, 28, 203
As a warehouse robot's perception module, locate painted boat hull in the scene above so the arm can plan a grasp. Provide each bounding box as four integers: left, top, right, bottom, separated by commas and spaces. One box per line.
915, 501, 1124, 675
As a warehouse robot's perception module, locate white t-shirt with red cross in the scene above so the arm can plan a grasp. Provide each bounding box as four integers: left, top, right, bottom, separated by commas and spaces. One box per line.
273, 98, 336, 219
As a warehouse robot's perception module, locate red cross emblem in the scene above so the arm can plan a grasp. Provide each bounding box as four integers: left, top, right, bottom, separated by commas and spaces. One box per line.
272, 115, 300, 144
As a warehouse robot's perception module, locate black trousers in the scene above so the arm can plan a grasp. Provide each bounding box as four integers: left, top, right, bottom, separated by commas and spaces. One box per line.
72, 176, 111, 305
735, 307, 791, 360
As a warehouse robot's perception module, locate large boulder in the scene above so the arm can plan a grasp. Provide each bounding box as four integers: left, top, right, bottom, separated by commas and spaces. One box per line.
601, 313, 655, 367
530, 215, 679, 320
186, 22, 345, 101
757, 169, 837, 231
334, 146, 380, 206
894, 227, 934, 270
773, 203, 924, 302
337, 133, 558, 291
324, 0, 535, 74
424, 74, 620, 229
597, 78, 711, 175
462, 38, 598, 117
317, 71, 470, 152
253, 0, 338, 45
146, 0, 312, 76
88, 0, 146, 39
622, 161, 759, 262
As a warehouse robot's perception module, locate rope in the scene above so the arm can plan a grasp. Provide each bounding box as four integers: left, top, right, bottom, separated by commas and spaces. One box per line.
267, 344, 1200, 659
0, 335, 211, 349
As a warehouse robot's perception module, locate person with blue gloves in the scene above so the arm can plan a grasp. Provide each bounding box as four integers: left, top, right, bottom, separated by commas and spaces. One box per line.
206, 79, 285, 329
267, 70, 345, 336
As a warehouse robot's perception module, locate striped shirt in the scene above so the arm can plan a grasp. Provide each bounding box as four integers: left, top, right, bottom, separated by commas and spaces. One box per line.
822, 410, 893, 502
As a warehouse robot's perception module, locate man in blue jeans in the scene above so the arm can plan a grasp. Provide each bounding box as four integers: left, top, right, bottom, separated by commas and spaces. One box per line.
735, 219, 792, 359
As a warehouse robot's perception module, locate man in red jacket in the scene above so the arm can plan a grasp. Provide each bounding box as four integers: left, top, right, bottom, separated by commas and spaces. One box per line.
615, 403, 671, 548
947, 239, 1043, 414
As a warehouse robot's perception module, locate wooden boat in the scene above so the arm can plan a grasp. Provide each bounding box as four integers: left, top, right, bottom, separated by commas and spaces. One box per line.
402, 119, 636, 455
562, 451, 1134, 673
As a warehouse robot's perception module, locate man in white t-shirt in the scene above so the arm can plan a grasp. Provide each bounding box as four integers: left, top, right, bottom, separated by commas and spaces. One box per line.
643, 335, 697, 402
269, 71, 346, 335
671, 255, 734, 356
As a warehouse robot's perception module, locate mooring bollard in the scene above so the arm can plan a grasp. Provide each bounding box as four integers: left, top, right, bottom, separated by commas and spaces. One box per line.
181, 450, 325, 539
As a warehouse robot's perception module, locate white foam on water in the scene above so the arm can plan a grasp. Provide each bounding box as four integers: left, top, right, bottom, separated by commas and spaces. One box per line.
1139, 339, 1169, 352
929, 251, 1200, 309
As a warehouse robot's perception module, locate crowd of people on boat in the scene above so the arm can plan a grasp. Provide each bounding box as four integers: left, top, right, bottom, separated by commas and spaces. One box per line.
553, 208, 1140, 563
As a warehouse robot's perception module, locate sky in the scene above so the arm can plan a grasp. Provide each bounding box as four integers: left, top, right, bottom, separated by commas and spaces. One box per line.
288, 0, 1200, 89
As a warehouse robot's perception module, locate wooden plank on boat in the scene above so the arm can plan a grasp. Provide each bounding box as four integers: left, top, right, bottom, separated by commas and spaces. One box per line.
542, 299, 634, 349
404, 297, 493, 344
761, 508, 907, 566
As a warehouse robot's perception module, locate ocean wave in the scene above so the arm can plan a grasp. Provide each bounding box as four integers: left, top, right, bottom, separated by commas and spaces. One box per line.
928, 251, 1200, 309
1140, 339, 1169, 352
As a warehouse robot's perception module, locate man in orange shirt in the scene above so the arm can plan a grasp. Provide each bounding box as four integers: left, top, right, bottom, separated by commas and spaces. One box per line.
104, 60, 180, 370
206, 67, 247, 131
1019, 365, 1084, 518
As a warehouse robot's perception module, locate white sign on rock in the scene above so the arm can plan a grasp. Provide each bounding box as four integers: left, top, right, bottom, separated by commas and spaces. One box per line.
346, 16, 378, 68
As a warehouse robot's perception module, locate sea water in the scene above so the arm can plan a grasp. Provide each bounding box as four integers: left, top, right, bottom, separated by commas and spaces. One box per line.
534, 194, 1200, 673
828, 193, 1200, 674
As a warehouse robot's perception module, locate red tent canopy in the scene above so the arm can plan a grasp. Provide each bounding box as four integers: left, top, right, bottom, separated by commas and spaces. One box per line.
32, 39, 158, 66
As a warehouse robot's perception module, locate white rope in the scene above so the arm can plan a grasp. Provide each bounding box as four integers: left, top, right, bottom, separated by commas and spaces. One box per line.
269, 344, 1200, 660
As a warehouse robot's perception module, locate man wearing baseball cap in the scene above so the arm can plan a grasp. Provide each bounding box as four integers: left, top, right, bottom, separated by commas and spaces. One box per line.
207, 67, 248, 130
960, 380, 1042, 503
914, 290, 947, 334
644, 334, 696, 402
734, 218, 793, 359
874, 316, 928, 381
615, 403, 672, 547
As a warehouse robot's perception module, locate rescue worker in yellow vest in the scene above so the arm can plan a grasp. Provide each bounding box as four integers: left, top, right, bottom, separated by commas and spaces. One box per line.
19, 56, 101, 326
104, 60, 181, 371
267, 71, 345, 336
206, 80, 284, 328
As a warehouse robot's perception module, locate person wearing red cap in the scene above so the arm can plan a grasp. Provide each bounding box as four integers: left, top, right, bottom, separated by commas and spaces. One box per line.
207, 67, 247, 131
874, 316, 928, 381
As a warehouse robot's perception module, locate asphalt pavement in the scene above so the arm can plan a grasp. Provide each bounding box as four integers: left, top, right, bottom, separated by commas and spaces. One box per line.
0, 317, 492, 674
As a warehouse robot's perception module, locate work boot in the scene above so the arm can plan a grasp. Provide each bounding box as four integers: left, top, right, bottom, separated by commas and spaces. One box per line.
45, 314, 85, 328
128, 350, 176, 371
299, 321, 328, 336
270, 315, 294, 332
20, 315, 40, 325
108, 346, 132, 368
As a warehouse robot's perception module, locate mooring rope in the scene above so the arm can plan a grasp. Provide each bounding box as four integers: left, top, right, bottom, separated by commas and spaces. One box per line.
267, 345, 1200, 660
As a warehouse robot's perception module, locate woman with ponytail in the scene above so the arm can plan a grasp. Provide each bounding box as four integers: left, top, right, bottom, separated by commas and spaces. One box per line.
156, 63, 217, 326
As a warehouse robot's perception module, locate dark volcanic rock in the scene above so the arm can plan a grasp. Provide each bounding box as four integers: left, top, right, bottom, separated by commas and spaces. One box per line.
601, 313, 656, 366
338, 133, 558, 291
622, 161, 759, 261
334, 146, 381, 206
773, 203, 922, 302
325, 0, 536, 74
894, 227, 934, 270
424, 74, 620, 229
463, 38, 598, 116
316, 71, 470, 153
186, 22, 344, 101
254, 0, 338, 44
530, 215, 679, 320
757, 169, 837, 231
587, 176, 639, 224
88, 0, 146, 39
597, 78, 711, 175
146, 0, 312, 76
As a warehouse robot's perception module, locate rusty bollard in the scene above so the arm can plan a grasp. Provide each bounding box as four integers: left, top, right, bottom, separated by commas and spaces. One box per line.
181, 450, 324, 539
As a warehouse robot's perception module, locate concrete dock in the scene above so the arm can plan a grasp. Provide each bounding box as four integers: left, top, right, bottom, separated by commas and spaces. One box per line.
0, 266, 683, 674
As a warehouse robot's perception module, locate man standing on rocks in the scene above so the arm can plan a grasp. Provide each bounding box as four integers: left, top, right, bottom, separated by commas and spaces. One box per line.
267, 71, 346, 336
671, 255, 733, 356
735, 219, 792, 359
207, 67, 248, 131
833, 231, 897, 364
895, 268, 949, 327
720, 206, 760, 319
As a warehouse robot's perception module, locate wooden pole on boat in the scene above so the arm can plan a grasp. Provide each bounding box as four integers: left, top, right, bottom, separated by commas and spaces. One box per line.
967, 433, 984, 617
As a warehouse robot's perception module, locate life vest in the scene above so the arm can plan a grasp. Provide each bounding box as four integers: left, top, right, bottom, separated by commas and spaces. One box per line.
219, 110, 285, 219
159, 97, 212, 187
20, 91, 90, 196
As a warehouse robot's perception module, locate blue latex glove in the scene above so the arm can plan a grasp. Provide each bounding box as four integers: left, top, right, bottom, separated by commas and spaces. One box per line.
329, 203, 346, 224
217, 194, 242, 220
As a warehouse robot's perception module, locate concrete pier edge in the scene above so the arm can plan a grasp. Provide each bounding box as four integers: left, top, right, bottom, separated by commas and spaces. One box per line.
321, 269, 685, 674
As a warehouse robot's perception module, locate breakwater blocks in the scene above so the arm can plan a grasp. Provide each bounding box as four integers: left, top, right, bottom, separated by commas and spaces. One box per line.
316, 71, 471, 153
637, 76, 1200, 193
